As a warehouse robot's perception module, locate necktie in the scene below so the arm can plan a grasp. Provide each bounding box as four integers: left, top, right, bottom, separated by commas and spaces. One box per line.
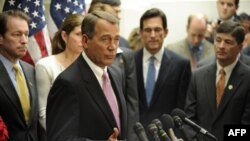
102, 70, 120, 130
146, 56, 156, 105
13, 64, 30, 123
216, 68, 226, 107
191, 47, 199, 69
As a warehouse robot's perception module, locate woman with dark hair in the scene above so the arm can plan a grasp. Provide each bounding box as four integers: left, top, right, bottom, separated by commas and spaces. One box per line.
35, 13, 84, 130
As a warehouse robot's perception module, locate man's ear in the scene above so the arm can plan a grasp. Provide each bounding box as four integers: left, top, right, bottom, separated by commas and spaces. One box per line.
82, 34, 89, 49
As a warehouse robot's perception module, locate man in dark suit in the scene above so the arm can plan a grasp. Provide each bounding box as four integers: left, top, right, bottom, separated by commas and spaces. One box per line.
0, 10, 38, 141
185, 21, 250, 141
115, 47, 139, 141
46, 11, 127, 141
135, 8, 192, 128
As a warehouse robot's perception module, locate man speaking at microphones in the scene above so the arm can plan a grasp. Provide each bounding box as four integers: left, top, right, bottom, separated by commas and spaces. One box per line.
184, 21, 250, 141
46, 11, 127, 141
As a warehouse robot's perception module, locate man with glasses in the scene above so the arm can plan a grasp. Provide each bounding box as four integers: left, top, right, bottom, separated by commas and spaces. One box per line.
134, 8, 191, 128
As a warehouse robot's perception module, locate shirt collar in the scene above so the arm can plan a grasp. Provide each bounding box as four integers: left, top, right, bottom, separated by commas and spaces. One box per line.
143, 46, 164, 63
0, 54, 21, 72
216, 54, 239, 76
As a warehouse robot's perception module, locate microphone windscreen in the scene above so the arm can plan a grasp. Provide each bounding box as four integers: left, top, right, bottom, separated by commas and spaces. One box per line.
171, 108, 187, 120
161, 114, 175, 130
134, 122, 145, 134
151, 119, 163, 129
172, 115, 184, 128
147, 123, 158, 135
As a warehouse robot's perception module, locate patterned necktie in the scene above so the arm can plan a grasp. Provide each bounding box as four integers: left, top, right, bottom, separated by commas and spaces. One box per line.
216, 68, 226, 107
146, 56, 156, 105
13, 64, 30, 123
102, 70, 120, 130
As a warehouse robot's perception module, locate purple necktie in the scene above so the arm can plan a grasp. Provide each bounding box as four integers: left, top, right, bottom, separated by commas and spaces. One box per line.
102, 70, 120, 130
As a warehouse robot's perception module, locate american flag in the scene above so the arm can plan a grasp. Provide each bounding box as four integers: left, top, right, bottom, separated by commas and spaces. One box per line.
47, 0, 85, 38
1, 0, 51, 66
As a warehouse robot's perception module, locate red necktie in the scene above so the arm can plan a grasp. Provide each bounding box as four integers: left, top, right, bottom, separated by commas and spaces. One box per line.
216, 68, 226, 107
102, 70, 120, 130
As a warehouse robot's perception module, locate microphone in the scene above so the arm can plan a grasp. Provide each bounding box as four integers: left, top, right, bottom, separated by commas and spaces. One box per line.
133, 122, 149, 141
172, 115, 193, 141
171, 108, 217, 141
147, 123, 161, 141
151, 119, 171, 141
161, 114, 179, 141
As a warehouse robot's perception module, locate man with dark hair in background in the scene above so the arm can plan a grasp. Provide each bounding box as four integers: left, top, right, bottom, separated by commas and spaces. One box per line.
185, 21, 250, 141
206, 0, 240, 43
135, 8, 191, 130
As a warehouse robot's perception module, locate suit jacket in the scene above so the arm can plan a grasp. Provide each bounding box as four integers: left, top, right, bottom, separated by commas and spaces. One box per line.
114, 47, 139, 141
167, 38, 214, 63
135, 48, 192, 127
46, 55, 127, 141
185, 61, 250, 141
0, 60, 38, 141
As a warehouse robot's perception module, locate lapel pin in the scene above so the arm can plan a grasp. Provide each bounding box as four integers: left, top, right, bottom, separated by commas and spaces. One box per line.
120, 59, 124, 64
29, 82, 33, 86
228, 85, 233, 90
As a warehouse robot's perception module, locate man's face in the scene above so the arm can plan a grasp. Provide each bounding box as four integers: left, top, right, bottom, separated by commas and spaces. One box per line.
140, 16, 167, 54
83, 19, 119, 68
217, 0, 238, 21
214, 32, 242, 66
0, 16, 29, 62
187, 18, 207, 47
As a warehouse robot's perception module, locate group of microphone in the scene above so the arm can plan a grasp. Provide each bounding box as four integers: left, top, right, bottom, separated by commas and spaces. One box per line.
133, 108, 218, 141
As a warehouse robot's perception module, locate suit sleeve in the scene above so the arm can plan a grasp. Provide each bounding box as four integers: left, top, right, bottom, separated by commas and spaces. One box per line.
122, 51, 139, 141
47, 78, 93, 141
184, 72, 198, 122
177, 60, 192, 109
35, 62, 52, 130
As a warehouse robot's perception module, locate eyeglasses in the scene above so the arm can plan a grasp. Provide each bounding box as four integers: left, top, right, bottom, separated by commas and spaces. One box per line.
143, 27, 164, 34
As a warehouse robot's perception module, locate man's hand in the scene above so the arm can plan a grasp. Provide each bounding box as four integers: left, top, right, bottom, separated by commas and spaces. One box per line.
108, 128, 119, 141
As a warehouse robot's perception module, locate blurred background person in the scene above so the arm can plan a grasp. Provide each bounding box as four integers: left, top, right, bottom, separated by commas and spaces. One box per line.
206, 0, 240, 43
88, 0, 130, 49
167, 13, 214, 70
0, 10, 38, 141
238, 12, 250, 56
35, 13, 84, 131
128, 27, 144, 51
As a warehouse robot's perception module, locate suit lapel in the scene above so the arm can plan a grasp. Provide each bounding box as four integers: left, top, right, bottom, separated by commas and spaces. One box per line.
0, 61, 24, 120
108, 65, 127, 136
135, 49, 148, 108
20, 61, 36, 125
150, 49, 171, 107
77, 57, 118, 129
204, 63, 217, 116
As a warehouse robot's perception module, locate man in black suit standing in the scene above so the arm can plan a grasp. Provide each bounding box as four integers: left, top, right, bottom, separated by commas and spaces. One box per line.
135, 8, 192, 127
185, 21, 250, 141
0, 10, 38, 141
46, 11, 127, 141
